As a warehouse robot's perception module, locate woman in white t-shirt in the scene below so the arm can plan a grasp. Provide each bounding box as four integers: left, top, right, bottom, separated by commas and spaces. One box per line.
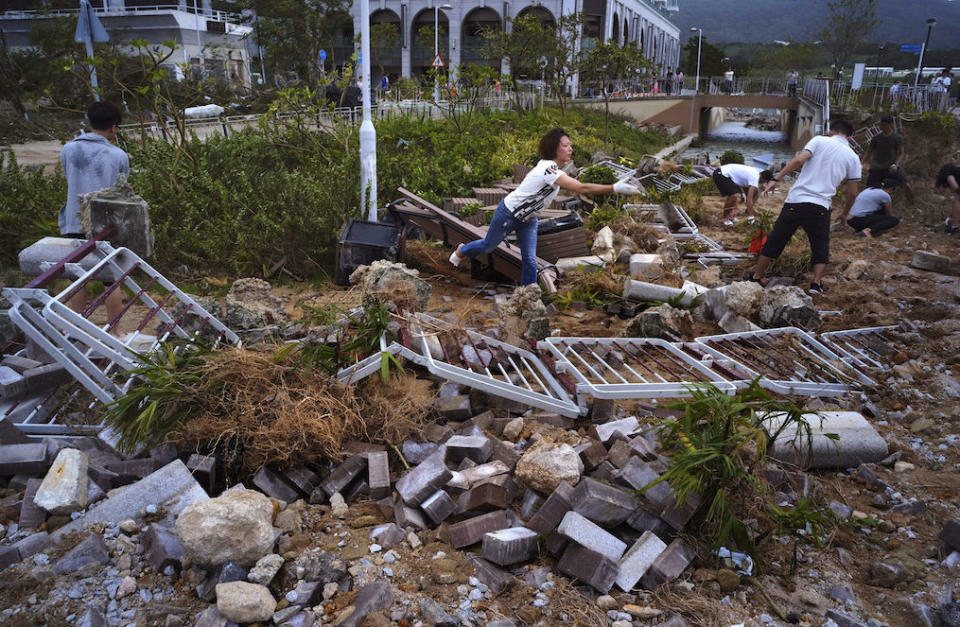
449, 128, 642, 286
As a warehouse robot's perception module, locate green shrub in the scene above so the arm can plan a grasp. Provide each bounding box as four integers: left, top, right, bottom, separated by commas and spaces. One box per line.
720, 150, 744, 165
0, 152, 64, 269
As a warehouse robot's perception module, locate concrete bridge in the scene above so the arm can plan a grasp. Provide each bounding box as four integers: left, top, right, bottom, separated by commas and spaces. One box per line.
580, 86, 825, 149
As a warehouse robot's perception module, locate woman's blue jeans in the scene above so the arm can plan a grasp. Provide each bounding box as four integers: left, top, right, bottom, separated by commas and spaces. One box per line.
460, 200, 539, 285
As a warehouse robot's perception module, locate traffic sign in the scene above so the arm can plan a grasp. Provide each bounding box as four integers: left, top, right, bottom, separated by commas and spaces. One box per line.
432, 54, 445, 68
320, 49, 326, 62
900, 44, 922, 55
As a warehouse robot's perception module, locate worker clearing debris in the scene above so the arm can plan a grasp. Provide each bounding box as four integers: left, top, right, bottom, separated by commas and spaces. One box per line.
710, 162, 774, 223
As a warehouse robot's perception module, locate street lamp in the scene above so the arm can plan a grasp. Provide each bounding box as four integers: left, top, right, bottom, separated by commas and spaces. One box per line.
914, 17, 936, 90
433, 3, 453, 101
688, 27, 701, 136
359, 0, 378, 219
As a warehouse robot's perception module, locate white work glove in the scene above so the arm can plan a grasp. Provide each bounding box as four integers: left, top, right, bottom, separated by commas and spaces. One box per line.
613, 180, 641, 195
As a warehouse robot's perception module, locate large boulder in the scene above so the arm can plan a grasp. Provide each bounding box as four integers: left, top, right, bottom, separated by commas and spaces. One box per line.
215, 581, 277, 623
759, 286, 820, 330
350, 260, 431, 312
623, 304, 692, 339
514, 442, 583, 494
175, 488, 276, 568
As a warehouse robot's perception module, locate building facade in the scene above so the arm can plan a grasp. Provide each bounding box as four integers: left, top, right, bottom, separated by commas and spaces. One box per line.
0, 1, 254, 86
350, 0, 681, 93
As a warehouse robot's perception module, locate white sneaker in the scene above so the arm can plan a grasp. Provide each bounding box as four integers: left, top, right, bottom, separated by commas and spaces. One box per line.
448, 248, 463, 267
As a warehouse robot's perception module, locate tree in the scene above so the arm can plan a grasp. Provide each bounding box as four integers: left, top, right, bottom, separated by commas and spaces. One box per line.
817, 0, 880, 75
681, 36, 726, 78
578, 41, 649, 143
543, 13, 583, 115
370, 22, 399, 81
481, 14, 555, 115
239, 0, 353, 84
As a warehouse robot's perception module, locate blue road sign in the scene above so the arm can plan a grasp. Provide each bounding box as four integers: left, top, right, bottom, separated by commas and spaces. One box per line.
900, 44, 922, 53
320, 49, 326, 62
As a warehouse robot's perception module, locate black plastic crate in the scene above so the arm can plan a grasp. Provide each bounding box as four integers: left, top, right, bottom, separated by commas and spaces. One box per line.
335, 219, 404, 286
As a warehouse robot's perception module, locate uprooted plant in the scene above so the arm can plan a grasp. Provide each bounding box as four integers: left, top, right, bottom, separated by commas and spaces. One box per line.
103, 303, 422, 473
642, 380, 824, 560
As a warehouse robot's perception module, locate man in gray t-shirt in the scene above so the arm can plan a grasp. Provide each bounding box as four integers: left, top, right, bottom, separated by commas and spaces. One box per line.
60, 101, 130, 326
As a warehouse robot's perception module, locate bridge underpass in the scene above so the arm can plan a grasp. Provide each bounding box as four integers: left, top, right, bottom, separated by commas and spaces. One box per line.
581, 93, 822, 149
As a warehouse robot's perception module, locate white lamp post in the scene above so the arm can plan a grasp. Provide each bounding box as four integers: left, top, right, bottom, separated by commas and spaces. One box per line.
359, 0, 378, 220
913, 17, 936, 90
433, 3, 452, 101
688, 26, 701, 135
194, 0, 204, 73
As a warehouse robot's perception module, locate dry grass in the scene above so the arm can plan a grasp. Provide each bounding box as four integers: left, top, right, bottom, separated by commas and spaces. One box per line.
169, 347, 430, 473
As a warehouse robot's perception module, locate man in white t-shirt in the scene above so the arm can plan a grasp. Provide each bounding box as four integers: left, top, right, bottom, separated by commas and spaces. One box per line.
843, 181, 899, 237
712, 163, 774, 220
743, 119, 861, 295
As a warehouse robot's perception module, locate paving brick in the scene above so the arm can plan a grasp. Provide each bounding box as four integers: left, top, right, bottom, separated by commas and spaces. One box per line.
458, 483, 511, 513
395, 451, 452, 506
423, 423, 453, 444
7, 474, 34, 491
445, 435, 493, 464
86, 478, 105, 505
490, 440, 521, 469
578, 442, 608, 471
466, 410, 496, 431
448, 510, 509, 549
591, 416, 640, 443
186, 454, 216, 494
458, 460, 510, 487
911, 250, 951, 273
0, 442, 47, 476
32, 448, 88, 515
640, 538, 696, 589
284, 466, 322, 496
660, 492, 702, 531
287, 580, 324, 605
526, 481, 575, 535
606, 439, 633, 468
0, 416, 30, 445
570, 477, 639, 527
557, 544, 618, 593
588, 398, 617, 423
941, 519, 960, 552
0, 355, 43, 373
342, 441, 386, 457
0, 363, 70, 398
252, 466, 300, 503
105, 458, 161, 485
54, 533, 109, 574
339, 580, 393, 627
465, 554, 516, 595
401, 440, 440, 465
474, 473, 521, 502
614, 458, 674, 510
86, 463, 118, 491
628, 436, 658, 461
625, 504, 672, 538
149, 443, 179, 466
393, 500, 428, 530
142, 523, 185, 573
0, 366, 22, 388
18, 477, 46, 530
342, 478, 368, 501
545, 531, 568, 556
520, 490, 545, 520
482, 527, 539, 566
436, 395, 472, 421
52, 460, 207, 541
557, 511, 627, 561
616, 531, 668, 591
366, 451, 391, 500
421, 490, 457, 524
591, 460, 617, 482
369, 523, 406, 549
319, 455, 367, 498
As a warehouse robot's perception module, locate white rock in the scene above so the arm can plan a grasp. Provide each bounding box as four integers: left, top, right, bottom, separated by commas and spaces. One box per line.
502, 418, 524, 441
34, 448, 88, 514
514, 441, 583, 494
247, 553, 284, 585
330, 493, 348, 518
175, 488, 276, 568
216, 581, 276, 623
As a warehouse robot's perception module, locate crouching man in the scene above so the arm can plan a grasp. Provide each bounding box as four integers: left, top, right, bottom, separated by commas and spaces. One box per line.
842, 181, 900, 238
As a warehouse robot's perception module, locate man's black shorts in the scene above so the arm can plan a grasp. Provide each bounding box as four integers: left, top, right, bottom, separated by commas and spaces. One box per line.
712, 169, 741, 197
759, 202, 832, 265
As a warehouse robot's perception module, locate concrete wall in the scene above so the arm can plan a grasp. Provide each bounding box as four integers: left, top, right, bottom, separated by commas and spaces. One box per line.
791, 98, 823, 149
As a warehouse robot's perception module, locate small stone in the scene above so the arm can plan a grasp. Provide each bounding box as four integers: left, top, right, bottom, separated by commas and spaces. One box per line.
502, 418, 524, 441
216, 581, 277, 623
596, 595, 618, 610
248, 553, 284, 585
715, 569, 740, 592
116, 575, 137, 599
330, 493, 349, 518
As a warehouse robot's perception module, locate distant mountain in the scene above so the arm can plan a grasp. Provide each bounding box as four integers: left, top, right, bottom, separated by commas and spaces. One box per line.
672, 0, 960, 48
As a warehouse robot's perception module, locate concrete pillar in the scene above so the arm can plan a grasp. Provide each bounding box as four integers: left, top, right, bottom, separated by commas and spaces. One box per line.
449, 14, 461, 69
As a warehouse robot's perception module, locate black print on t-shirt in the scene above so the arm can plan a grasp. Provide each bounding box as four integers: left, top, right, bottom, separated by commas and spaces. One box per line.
511, 185, 554, 222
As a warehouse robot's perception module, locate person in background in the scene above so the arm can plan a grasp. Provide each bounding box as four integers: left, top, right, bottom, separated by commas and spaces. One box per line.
676, 69, 684, 93
59, 101, 130, 331
449, 128, 642, 286
861, 115, 914, 202
711, 163, 774, 221
744, 119, 861, 295
787, 69, 799, 96
664, 67, 673, 95
936, 163, 960, 234
843, 180, 900, 237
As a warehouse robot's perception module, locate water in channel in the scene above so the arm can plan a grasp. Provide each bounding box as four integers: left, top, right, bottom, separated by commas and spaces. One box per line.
677, 118, 797, 171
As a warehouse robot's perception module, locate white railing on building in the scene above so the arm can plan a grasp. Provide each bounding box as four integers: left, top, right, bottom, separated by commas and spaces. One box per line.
1, 5, 242, 25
